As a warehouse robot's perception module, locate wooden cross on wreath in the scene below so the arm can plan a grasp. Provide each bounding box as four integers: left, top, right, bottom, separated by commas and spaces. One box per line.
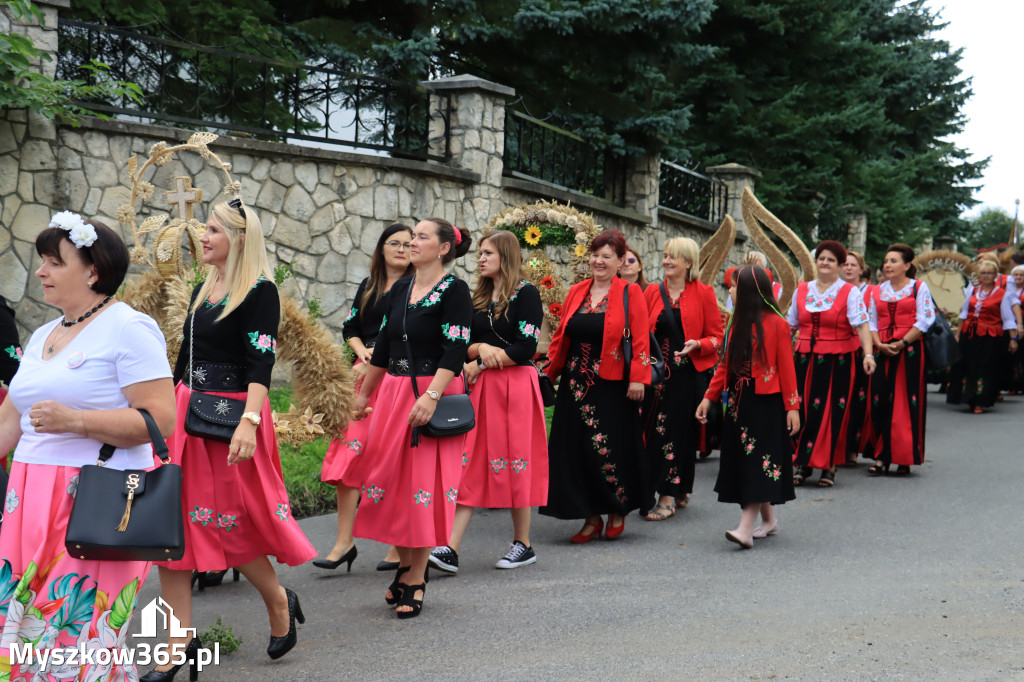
166, 176, 203, 221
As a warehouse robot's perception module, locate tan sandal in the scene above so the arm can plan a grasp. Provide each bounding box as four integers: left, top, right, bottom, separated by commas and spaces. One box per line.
644, 504, 676, 521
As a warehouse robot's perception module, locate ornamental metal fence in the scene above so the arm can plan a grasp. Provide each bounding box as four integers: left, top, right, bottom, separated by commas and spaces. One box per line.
55, 19, 451, 161
503, 111, 627, 205
659, 160, 727, 225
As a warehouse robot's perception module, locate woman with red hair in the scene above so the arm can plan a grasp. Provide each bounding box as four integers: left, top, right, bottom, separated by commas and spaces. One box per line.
541, 229, 650, 542
788, 241, 875, 487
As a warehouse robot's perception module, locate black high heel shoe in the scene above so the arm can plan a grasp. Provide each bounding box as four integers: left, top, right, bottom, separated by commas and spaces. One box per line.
312, 544, 357, 571
140, 637, 202, 681
193, 568, 240, 592
395, 582, 426, 619
267, 588, 305, 660
385, 565, 410, 605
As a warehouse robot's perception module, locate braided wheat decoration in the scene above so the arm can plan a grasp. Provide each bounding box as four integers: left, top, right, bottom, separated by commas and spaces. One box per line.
698, 215, 737, 287
115, 133, 353, 444
740, 187, 815, 312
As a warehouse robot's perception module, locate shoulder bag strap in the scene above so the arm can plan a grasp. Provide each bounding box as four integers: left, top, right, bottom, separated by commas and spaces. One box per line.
622, 284, 632, 381
401, 278, 420, 400
98, 408, 169, 465
659, 283, 685, 347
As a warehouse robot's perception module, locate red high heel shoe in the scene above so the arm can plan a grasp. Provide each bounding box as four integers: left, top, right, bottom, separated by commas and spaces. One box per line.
605, 515, 625, 540
570, 517, 604, 543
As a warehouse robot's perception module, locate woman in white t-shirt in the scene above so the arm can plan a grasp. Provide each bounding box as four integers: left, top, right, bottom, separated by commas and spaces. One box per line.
0, 214, 175, 681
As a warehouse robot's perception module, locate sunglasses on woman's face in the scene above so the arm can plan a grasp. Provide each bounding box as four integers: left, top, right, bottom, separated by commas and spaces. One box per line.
625, 257, 637, 265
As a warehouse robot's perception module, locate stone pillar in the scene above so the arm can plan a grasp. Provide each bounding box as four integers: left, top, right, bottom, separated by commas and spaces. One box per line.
847, 213, 868, 255
0, 0, 68, 337
624, 153, 660, 222
706, 163, 761, 239
425, 74, 515, 229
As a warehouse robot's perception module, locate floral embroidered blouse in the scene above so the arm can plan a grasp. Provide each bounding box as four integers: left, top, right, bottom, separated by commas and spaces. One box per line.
470, 280, 544, 366
371, 274, 473, 375
172, 278, 280, 388
867, 280, 936, 333
786, 278, 869, 330
341, 277, 392, 348
0, 294, 20, 385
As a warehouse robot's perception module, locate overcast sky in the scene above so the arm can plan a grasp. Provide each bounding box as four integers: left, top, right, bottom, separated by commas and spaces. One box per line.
929, 0, 1021, 219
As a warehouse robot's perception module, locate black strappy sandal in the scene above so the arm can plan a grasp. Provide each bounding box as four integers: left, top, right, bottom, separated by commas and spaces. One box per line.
817, 468, 836, 487
867, 460, 889, 476
395, 582, 426, 619
385, 566, 410, 605
895, 465, 911, 475
793, 465, 812, 486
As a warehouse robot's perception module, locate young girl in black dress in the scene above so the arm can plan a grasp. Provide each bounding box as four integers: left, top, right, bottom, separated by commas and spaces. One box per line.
696, 265, 800, 549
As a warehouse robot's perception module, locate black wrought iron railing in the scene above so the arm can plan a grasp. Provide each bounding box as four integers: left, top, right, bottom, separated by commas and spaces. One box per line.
503, 111, 627, 205
56, 19, 451, 161
659, 160, 727, 225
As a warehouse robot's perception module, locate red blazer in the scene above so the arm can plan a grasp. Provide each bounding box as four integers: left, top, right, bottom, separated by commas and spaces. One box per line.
644, 280, 724, 372
546, 277, 651, 384
705, 313, 800, 410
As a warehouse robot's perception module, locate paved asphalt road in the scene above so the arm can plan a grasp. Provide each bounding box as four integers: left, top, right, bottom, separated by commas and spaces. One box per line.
128, 391, 1024, 681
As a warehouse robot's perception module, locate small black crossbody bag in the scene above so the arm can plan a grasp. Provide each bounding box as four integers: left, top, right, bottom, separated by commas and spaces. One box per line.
401, 279, 475, 446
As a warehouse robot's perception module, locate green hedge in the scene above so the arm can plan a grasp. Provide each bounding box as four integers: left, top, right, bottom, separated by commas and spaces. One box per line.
271, 387, 336, 519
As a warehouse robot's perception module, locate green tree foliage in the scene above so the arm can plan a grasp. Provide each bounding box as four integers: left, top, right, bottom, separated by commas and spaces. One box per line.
679, 0, 985, 258
964, 208, 1016, 253
1, 0, 141, 123
283, 0, 717, 156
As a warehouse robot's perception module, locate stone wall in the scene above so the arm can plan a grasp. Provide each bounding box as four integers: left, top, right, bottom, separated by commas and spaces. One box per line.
0, 5, 756, 341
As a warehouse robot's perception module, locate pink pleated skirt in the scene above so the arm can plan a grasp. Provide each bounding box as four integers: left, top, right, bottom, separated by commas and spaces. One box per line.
458, 366, 548, 509
352, 373, 467, 548
321, 361, 375, 489
0, 461, 150, 680
154, 383, 316, 572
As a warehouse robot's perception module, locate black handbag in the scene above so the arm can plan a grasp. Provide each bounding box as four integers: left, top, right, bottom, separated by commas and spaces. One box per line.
401, 279, 476, 445
913, 283, 960, 372
622, 284, 666, 386
65, 409, 186, 562
182, 311, 244, 443
536, 359, 557, 407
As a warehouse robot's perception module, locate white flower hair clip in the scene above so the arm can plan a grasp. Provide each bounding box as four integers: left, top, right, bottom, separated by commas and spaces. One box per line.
48, 211, 98, 248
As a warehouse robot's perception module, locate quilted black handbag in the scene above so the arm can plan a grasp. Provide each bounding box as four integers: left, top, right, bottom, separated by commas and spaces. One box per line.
65, 409, 185, 562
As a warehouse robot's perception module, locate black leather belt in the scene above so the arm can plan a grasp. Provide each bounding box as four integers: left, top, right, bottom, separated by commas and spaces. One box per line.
186, 362, 247, 391
388, 357, 438, 376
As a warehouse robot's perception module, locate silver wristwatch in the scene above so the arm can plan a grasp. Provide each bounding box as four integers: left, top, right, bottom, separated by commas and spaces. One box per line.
426, 390, 440, 401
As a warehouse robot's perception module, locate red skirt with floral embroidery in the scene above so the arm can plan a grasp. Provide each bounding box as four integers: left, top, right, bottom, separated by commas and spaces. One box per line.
321, 360, 376, 488
352, 373, 467, 548
0, 461, 151, 680
154, 383, 316, 571
457, 366, 548, 509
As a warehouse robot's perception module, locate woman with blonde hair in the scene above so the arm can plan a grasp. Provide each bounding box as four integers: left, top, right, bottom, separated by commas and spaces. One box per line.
642, 237, 723, 518
841, 249, 875, 465
947, 259, 1017, 413
143, 199, 316, 679
429, 230, 548, 573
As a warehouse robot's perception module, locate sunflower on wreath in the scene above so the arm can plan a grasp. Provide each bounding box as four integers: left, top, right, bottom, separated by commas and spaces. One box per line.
485, 200, 602, 331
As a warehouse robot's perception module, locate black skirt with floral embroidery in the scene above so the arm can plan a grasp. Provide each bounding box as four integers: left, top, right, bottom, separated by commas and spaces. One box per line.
541, 310, 646, 520
714, 375, 795, 506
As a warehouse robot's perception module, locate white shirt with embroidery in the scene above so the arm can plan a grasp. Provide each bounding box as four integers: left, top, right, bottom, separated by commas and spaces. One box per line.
787, 279, 869, 330
958, 281, 1018, 329
867, 280, 936, 333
